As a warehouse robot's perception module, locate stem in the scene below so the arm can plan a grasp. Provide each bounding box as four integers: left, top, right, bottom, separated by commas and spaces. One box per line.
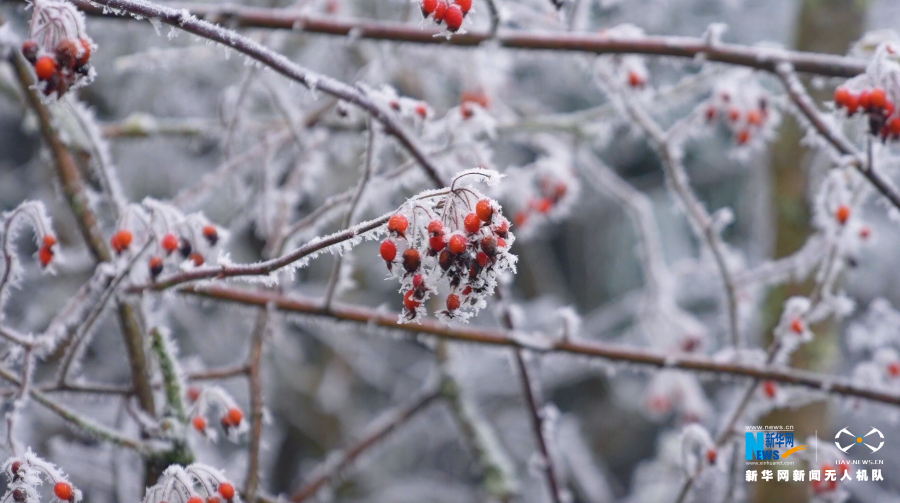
244, 310, 268, 502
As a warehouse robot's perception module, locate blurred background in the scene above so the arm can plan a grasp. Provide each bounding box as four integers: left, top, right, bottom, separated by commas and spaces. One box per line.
2, 0, 900, 502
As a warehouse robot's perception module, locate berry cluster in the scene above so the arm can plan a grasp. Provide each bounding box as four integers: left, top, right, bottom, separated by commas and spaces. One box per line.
499, 153, 578, 236
22, 0, 95, 98
419, 0, 471, 33
378, 170, 516, 323
1, 201, 58, 271
834, 86, 900, 141
143, 464, 240, 503
109, 200, 224, 281
705, 87, 771, 146
186, 386, 247, 441
3, 452, 80, 503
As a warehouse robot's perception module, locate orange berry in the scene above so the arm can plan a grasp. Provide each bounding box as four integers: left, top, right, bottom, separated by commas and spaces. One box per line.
762, 380, 777, 398
628, 70, 645, 88
446, 294, 461, 311
187, 497, 204, 503
189, 252, 204, 266
859, 89, 873, 110
54, 482, 73, 501
218, 483, 235, 500
39, 246, 54, 267
43, 235, 57, 248
534, 198, 553, 213
736, 130, 751, 145
790, 318, 804, 334
464, 213, 481, 233
870, 87, 888, 110
192, 415, 207, 432
728, 108, 740, 122
226, 407, 243, 426
111, 230, 133, 254
203, 225, 219, 245
475, 199, 493, 222
747, 110, 762, 126
34, 56, 57, 81
514, 211, 528, 227
161, 233, 179, 254
208, 497, 222, 503
388, 214, 409, 235
706, 448, 717, 465
835, 205, 850, 225
448, 234, 467, 255
415, 103, 428, 118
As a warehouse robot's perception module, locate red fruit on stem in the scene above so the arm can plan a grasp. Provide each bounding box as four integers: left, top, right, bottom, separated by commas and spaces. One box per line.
438, 249, 453, 270
380, 239, 397, 262
476, 251, 489, 267
433, 0, 448, 23
226, 407, 243, 426
859, 89, 873, 110
208, 497, 222, 503
835, 205, 850, 225
39, 246, 54, 267
403, 289, 420, 311
449, 234, 467, 254
446, 294, 461, 311
834, 87, 851, 108
77, 39, 92, 67
162, 233, 179, 254
54, 482, 73, 501
189, 253, 205, 266
21, 40, 39, 63
535, 198, 553, 213
428, 220, 444, 236
476, 199, 493, 222
888, 361, 900, 377
464, 213, 481, 233
627, 71, 644, 88
728, 108, 740, 122
415, 103, 428, 118
790, 318, 804, 334
43, 235, 57, 248
497, 237, 507, 248
455, 0, 472, 14
421, 0, 437, 15
388, 214, 409, 235
149, 256, 164, 278
203, 225, 219, 245
187, 386, 201, 402
111, 230, 133, 254
35, 56, 57, 81
706, 448, 717, 465
870, 87, 888, 110
762, 380, 777, 398
192, 415, 207, 432
705, 106, 717, 122
444, 5, 463, 31
494, 220, 509, 238
429, 235, 446, 252
402, 248, 421, 273
747, 110, 763, 126
413, 274, 424, 289
218, 483, 236, 500
56, 40, 79, 68
889, 117, 900, 137
481, 236, 498, 257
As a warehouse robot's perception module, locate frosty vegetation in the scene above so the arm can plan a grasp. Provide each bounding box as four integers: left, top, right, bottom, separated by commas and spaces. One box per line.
0, 0, 899, 502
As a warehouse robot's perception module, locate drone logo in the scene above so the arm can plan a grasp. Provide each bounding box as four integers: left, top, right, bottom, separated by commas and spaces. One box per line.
834, 427, 884, 454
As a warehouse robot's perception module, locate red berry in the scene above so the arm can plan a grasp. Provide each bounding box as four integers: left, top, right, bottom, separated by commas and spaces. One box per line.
208, 497, 222, 503
187, 497, 204, 503
762, 380, 777, 398
461, 102, 475, 119
705, 106, 717, 122
455, 0, 472, 14
514, 211, 528, 227
790, 318, 804, 334
449, 234, 467, 254
402, 248, 421, 273
403, 289, 420, 311
380, 239, 397, 262
888, 361, 900, 377
476, 251, 489, 267
627, 71, 645, 88
203, 225, 219, 245
111, 230, 133, 254
420, 0, 437, 15
218, 483, 235, 500
444, 5, 463, 32
34, 56, 56, 81
54, 482, 73, 501
834, 87, 850, 107
189, 253, 205, 266
39, 246, 54, 267
187, 386, 201, 402
192, 415, 207, 432
497, 237, 507, 248
462, 286, 472, 295
870, 87, 888, 110
429, 235, 446, 252
438, 249, 453, 270
728, 108, 740, 122
388, 214, 409, 236
889, 117, 900, 138
835, 205, 850, 225
12, 489, 25, 503
476, 199, 493, 223
534, 198, 553, 213
736, 130, 751, 145
43, 235, 57, 248
415, 103, 428, 118
481, 236, 498, 257
21, 40, 39, 63
433, 0, 448, 22
446, 294, 461, 311
859, 89, 873, 110
494, 221, 509, 238
56, 40, 79, 69
706, 448, 717, 465
226, 407, 243, 426
413, 274, 424, 289
428, 220, 444, 236
77, 39, 92, 67
747, 110, 763, 126
149, 256, 164, 279
464, 213, 481, 233
860, 226, 871, 240
161, 233, 179, 254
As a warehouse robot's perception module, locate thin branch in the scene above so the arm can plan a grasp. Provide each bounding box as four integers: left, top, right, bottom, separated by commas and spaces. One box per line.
244, 310, 268, 502
67, 1, 866, 78
182, 285, 900, 407
289, 382, 442, 502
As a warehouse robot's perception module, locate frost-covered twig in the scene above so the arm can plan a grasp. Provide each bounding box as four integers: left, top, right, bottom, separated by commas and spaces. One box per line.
775, 62, 900, 211
68, 1, 865, 78
83, 0, 448, 188
288, 382, 442, 502
244, 310, 267, 502
150, 328, 189, 424
184, 285, 900, 407
323, 122, 376, 310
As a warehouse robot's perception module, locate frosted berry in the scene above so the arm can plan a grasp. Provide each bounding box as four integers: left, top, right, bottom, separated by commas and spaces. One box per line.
762, 380, 777, 398
402, 248, 421, 273
22, 40, 39, 63
413, 273, 425, 290
706, 448, 717, 465
56, 40, 79, 69
481, 236, 498, 257
834, 87, 858, 114
790, 318, 804, 334
187, 497, 204, 503
455, 0, 472, 14
439, 249, 453, 270
54, 482, 73, 501
494, 221, 509, 239
835, 205, 850, 225
475, 199, 493, 223
35, 56, 57, 81
859, 89, 872, 110
444, 5, 463, 32
111, 229, 133, 254
203, 225, 219, 245
433, 0, 448, 23
187, 386, 202, 402
189, 252, 205, 266
388, 214, 409, 236
464, 213, 481, 233
403, 289, 420, 311
627, 71, 645, 88
218, 483, 235, 500
77, 39, 92, 67
43, 235, 57, 248
415, 103, 428, 118
446, 294, 461, 311
149, 256, 164, 279
12, 489, 25, 503
429, 235, 446, 252
870, 87, 888, 110
225, 407, 243, 426
179, 239, 193, 258
449, 234, 467, 254
380, 239, 397, 262
428, 220, 444, 236
476, 251, 489, 267
161, 233, 179, 254
192, 415, 207, 432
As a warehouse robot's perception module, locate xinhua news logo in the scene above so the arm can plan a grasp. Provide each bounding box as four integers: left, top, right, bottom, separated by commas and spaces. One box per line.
745, 428, 808, 462
834, 427, 885, 454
